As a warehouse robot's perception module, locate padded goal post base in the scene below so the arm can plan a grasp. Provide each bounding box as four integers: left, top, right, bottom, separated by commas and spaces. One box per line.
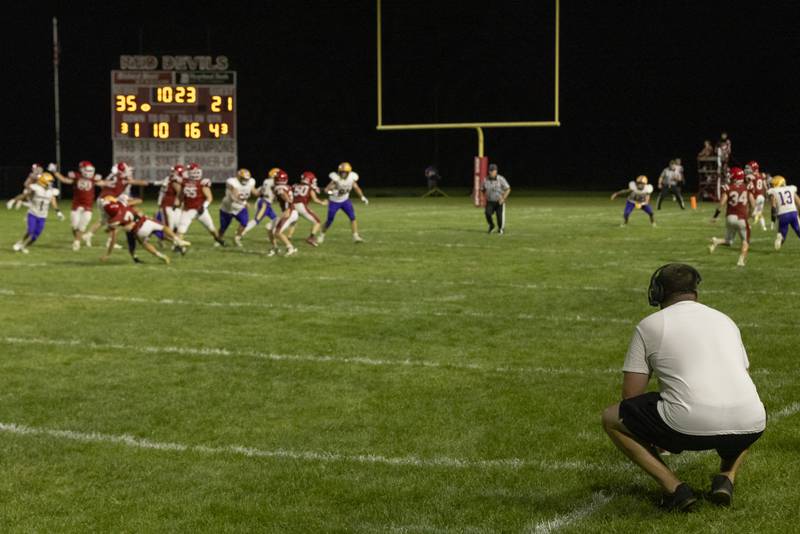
473, 156, 488, 207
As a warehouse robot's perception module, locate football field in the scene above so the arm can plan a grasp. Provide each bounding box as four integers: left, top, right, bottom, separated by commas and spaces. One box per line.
0, 193, 797, 532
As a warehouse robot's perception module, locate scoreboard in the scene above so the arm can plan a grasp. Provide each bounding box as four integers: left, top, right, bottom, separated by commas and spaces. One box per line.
111, 56, 237, 182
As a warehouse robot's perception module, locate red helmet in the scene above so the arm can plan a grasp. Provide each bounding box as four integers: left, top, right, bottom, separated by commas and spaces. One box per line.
300, 171, 317, 184
187, 162, 202, 179
729, 167, 745, 182
173, 164, 187, 179
117, 161, 128, 173
79, 160, 95, 178
746, 160, 760, 173
104, 201, 121, 217
275, 170, 289, 184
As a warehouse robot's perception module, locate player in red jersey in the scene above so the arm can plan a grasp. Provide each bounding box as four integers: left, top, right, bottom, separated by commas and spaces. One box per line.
268, 170, 299, 256
709, 167, 755, 267
289, 171, 328, 246
156, 164, 185, 232
84, 161, 148, 248
52, 161, 102, 250
745, 161, 768, 231
175, 163, 225, 249
101, 199, 189, 264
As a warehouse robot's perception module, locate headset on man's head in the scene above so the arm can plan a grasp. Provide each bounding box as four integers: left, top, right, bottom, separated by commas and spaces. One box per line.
648, 263, 702, 307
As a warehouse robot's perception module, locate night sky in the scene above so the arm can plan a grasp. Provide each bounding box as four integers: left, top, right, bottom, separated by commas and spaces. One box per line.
3, 1, 799, 189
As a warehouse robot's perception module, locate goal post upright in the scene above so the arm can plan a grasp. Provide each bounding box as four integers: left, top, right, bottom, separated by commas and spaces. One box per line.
376, 0, 560, 203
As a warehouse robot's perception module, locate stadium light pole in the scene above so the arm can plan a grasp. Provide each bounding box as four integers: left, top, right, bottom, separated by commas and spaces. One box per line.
52, 16, 62, 179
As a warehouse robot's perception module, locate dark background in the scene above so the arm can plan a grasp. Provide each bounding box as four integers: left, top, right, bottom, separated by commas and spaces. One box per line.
2, 1, 798, 190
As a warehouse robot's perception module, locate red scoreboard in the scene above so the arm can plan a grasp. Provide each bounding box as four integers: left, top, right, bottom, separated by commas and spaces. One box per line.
111, 55, 237, 182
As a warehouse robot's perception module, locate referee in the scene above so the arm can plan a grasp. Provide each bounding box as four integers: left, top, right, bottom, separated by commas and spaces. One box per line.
481, 164, 511, 234
657, 159, 686, 210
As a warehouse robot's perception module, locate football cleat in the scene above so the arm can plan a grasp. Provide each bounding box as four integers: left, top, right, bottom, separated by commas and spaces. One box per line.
775, 235, 783, 250
267, 247, 278, 257
12, 241, 23, 252
82, 232, 93, 247
305, 236, 318, 247
737, 256, 745, 267
353, 233, 363, 243
234, 235, 242, 247
72, 240, 80, 251
316, 233, 325, 243
285, 247, 298, 256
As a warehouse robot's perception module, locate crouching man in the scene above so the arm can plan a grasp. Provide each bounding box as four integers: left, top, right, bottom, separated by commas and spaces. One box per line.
601, 263, 766, 511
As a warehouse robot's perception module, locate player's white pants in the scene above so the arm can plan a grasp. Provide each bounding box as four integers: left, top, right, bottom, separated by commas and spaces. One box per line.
753, 195, 765, 217
177, 208, 217, 234
70, 207, 93, 232
163, 206, 182, 230
274, 210, 299, 234
136, 219, 164, 242
725, 215, 749, 243
294, 203, 320, 224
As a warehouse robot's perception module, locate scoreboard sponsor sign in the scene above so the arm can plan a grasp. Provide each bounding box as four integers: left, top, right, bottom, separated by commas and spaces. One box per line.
111, 55, 236, 182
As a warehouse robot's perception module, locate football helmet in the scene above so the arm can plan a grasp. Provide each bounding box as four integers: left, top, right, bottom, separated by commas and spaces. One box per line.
237, 168, 252, 182
117, 161, 133, 177
268, 167, 281, 179
173, 164, 187, 179
338, 162, 352, 174
729, 167, 745, 183
187, 162, 202, 179
104, 201, 121, 217
37, 172, 54, 187
275, 170, 289, 184
635, 175, 648, 185
300, 171, 317, 185
746, 160, 760, 173
79, 160, 95, 178
771, 175, 786, 188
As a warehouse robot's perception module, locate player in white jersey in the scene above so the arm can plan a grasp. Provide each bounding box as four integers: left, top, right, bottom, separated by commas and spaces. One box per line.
13, 172, 62, 254
218, 168, 260, 246
611, 175, 656, 226
240, 167, 279, 240
766, 175, 800, 250
318, 161, 368, 243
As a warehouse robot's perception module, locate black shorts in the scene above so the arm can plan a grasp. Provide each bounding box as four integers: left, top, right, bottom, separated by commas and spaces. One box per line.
619, 392, 763, 461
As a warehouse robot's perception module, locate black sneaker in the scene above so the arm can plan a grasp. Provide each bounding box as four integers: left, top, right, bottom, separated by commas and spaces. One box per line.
132, 256, 144, 264
709, 475, 733, 506
487, 225, 494, 234
660, 483, 697, 512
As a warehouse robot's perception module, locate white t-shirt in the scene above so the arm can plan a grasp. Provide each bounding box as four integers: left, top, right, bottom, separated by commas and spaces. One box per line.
328, 171, 359, 203
27, 183, 59, 218
623, 300, 765, 436
767, 185, 798, 215
220, 177, 255, 214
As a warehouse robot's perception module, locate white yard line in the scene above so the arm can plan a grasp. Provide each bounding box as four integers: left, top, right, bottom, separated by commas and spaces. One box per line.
526, 491, 612, 534
770, 401, 800, 422
0, 421, 615, 473
0, 336, 618, 377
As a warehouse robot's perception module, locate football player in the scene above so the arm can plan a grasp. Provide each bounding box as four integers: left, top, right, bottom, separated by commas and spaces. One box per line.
155, 164, 185, 232
218, 168, 259, 246
289, 171, 328, 246
268, 170, 299, 256
176, 163, 225, 249
6, 163, 48, 210
83, 161, 148, 248
766, 175, 800, 251
102, 199, 189, 264
318, 162, 368, 243
52, 161, 100, 250
610, 175, 656, 227
709, 167, 754, 266
240, 167, 279, 240
12, 171, 63, 254
745, 161, 768, 231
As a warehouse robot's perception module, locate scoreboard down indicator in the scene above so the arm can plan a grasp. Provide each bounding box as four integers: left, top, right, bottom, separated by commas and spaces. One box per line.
111, 65, 237, 182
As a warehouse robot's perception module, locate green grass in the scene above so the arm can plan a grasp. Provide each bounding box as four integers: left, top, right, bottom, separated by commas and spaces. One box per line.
0, 194, 797, 533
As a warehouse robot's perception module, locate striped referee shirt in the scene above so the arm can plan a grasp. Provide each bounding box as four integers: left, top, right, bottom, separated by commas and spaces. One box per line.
482, 176, 510, 202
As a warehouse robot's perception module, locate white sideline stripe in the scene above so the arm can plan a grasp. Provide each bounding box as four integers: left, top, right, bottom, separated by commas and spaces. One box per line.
0, 336, 619, 377
0, 286, 780, 330
0, 287, 637, 326
770, 401, 800, 422
0, 421, 610, 472
527, 491, 612, 534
